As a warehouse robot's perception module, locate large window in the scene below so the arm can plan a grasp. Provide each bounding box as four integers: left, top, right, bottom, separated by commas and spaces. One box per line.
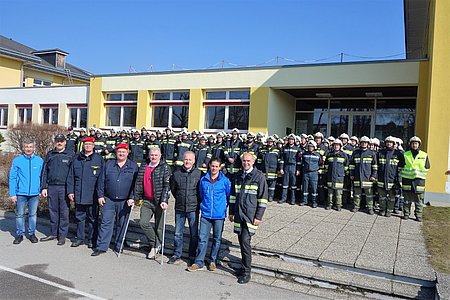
374, 99, 415, 141
33, 79, 52, 87
105, 93, 137, 128
204, 89, 250, 131
18, 107, 32, 124
42, 107, 58, 125
0, 107, 8, 127
151, 91, 189, 128
69, 107, 88, 129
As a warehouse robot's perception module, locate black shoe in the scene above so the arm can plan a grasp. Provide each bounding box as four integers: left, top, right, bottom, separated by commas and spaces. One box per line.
416, 216, 423, 222
325, 206, 331, 210
238, 274, 251, 284
167, 256, 180, 264
71, 240, 84, 247
87, 242, 94, 248
57, 239, 65, 246
91, 250, 106, 257
312, 203, 318, 208
28, 234, 38, 243
402, 215, 409, 220
278, 200, 286, 204
385, 211, 392, 217
234, 268, 244, 277
289, 201, 296, 205
13, 235, 23, 245
367, 209, 374, 215
40, 235, 57, 242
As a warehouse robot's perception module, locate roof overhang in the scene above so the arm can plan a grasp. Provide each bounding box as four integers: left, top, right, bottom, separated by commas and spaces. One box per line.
0, 46, 41, 63
25, 63, 91, 82
404, 0, 431, 59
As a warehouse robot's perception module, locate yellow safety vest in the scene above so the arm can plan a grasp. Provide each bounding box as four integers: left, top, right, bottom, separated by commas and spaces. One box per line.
401, 150, 428, 179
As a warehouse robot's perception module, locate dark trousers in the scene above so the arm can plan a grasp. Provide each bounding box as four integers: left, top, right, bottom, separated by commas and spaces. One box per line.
75, 203, 98, 244
302, 171, 318, 205
174, 210, 199, 259
96, 197, 131, 252
237, 222, 252, 276
139, 199, 164, 248
47, 185, 70, 238
281, 164, 297, 202
267, 180, 276, 201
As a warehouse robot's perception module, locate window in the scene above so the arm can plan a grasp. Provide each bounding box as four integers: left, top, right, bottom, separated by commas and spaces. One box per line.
0, 107, 8, 127
69, 107, 88, 128
151, 91, 189, 128
42, 107, 58, 125
204, 89, 250, 131
105, 93, 137, 128
18, 107, 32, 124
33, 79, 52, 87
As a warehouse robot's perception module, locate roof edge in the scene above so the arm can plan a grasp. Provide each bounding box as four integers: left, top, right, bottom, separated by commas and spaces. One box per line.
0, 46, 41, 63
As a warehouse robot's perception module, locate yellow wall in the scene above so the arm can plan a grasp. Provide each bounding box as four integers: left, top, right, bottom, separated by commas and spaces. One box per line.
421, 0, 450, 195
23, 68, 88, 87
88, 77, 105, 128
188, 88, 204, 131
248, 87, 269, 133
0, 57, 22, 88
267, 89, 296, 136
136, 90, 151, 129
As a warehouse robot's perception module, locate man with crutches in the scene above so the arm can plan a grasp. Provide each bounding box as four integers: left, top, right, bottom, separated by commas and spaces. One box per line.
91, 143, 138, 256
134, 147, 172, 260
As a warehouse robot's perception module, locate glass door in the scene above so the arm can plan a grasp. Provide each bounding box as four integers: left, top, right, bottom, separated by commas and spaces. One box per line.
352, 115, 371, 137
329, 113, 373, 137
330, 114, 349, 138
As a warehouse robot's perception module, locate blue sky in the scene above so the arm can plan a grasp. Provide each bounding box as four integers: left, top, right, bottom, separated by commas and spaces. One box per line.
0, 0, 406, 75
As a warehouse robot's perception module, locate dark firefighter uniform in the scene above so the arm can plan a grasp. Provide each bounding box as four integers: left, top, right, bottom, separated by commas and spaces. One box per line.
377, 146, 405, 216
161, 135, 177, 166
40, 145, 74, 241
325, 148, 349, 209
210, 138, 226, 163
94, 134, 106, 156
300, 148, 322, 207
95, 154, 138, 253
104, 134, 117, 160
66, 150, 104, 247
194, 142, 211, 173
342, 142, 355, 206
225, 138, 242, 179
258, 143, 280, 202
401, 146, 430, 220
350, 148, 377, 212
175, 138, 194, 167
279, 142, 301, 204
129, 137, 145, 165
315, 142, 329, 205
241, 142, 259, 159
66, 132, 78, 153
144, 136, 161, 157
229, 167, 268, 280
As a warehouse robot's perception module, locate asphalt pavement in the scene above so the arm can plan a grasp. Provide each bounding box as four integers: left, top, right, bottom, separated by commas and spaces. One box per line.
0, 212, 321, 300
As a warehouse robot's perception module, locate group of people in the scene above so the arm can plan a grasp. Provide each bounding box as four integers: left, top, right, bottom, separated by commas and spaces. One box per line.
8, 129, 268, 284
8, 125, 429, 284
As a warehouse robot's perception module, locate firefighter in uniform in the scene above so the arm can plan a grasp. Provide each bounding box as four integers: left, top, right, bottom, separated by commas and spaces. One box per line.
377, 136, 405, 217
300, 140, 322, 207
66, 126, 78, 153
129, 130, 145, 165
93, 130, 106, 156
229, 152, 268, 284
104, 129, 118, 160
144, 132, 161, 156
194, 135, 211, 174
241, 132, 259, 158
349, 136, 377, 214
225, 128, 242, 181
210, 132, 226, 165
75, 128, 87, 153
325, 139, 349, 210
279, 134, 301, 205
340, 133, 355, 208
314, 132, 328, 205
67, 137, 104, 248
259, 136, 280, 202
401, 136, 430, 222
116, 129, 130, 145
161, 127, 177, 167
175, 129, 194, 168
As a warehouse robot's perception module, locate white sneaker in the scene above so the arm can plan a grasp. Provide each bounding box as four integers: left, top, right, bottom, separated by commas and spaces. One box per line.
147, 248, 156, 259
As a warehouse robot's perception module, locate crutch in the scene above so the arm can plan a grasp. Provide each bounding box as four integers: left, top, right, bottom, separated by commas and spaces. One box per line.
117, 203, 134, 258
160, 208, 167, 265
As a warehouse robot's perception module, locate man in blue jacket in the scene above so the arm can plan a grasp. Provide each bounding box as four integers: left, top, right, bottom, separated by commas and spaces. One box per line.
67, 137, 104, 248
188, 157, 231, 272
9, 140, 44, 244
92, 143, 138, 256
40, 134, 74, 245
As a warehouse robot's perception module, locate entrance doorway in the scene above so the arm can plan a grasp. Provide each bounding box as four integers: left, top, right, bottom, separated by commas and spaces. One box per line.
330, 113, 373, 138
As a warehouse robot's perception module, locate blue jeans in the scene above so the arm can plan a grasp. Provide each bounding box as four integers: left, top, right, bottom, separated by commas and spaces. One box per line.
173, 210, 199, 259
195, 217, 224, 267
15, 195, 39, 236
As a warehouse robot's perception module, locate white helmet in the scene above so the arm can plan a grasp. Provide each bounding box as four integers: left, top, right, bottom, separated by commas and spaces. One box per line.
314, 132, 324, 139
385, 136, 396, 143
332, 139, 343, 146
307, 140, 317, 149
409, 136, 422, 144
339, 133, 350, 140
360, 136, 370, 143
370, 138, 380, 146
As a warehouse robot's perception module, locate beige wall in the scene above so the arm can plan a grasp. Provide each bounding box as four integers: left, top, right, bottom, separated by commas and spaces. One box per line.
267, 89, 296, 136
0, 57, 22, 88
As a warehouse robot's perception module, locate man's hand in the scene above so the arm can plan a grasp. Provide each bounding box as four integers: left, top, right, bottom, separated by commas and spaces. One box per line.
228, 158, 234, 164
370, 177, 376, 182
228, 215, 234, 222
127, 199, 135, 207
41, 189, 48, 198
68, 194, 75, 201
296, 170, 300, 176
202, 163, 206, 168
98, 197, 106, 206
279, 169, 284, 175
350, 176, 355, 180
160, 202, 168, 210
253, 218, 262, 226
10, 196, 17, 205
